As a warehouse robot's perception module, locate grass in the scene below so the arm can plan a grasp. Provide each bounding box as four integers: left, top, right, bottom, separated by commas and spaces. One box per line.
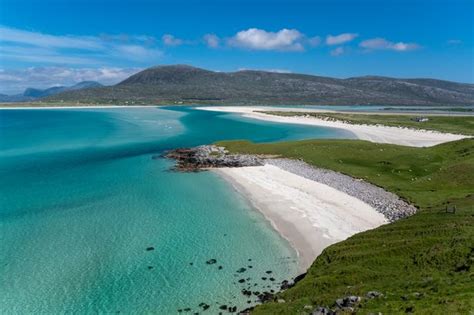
260, 111, 474, 136
216, 138, 474, 314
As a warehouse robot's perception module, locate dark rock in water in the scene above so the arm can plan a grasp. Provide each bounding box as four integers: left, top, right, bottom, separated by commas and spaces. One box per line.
238, 279, 246, 283
178, 309, 183, 313
265, 270, 272, 274
242, 289, 252, 297
219, 305, 227, 310
237, 267, 246, 273
206, 259, 217, 265
198, 303, 210, 311
183, 308, 191, 312
248, 265, 253, 268
280, 280, 291, 290
189, 262, 193, 266
165, 145, 264, 172
257, 292, 274, 302
261, 277, 267, 280
253, 291, 260, 296
147, 266, 154, 270
228, 306, 237, 313
280, 280, 290, 290
248, 258, 252, 261
269, 277, 275, 281
146, 247, 154, 251
218, 265, 223, 270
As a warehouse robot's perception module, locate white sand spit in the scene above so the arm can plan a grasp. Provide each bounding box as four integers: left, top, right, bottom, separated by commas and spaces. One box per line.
216, 164, 388, 271
198, 106, 468, 147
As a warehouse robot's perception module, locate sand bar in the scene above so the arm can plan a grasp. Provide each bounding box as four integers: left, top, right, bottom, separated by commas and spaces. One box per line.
198, 106, 468, 147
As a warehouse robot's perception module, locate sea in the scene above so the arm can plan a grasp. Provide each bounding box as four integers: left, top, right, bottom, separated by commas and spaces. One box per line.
0, 106, 354, 314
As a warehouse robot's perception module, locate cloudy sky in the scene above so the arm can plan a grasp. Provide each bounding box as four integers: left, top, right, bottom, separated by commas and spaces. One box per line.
0, 0, 472, 94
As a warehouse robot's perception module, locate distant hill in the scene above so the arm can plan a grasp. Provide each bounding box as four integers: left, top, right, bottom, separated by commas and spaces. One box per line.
41, 65, 474, 106
0, 81, 103, 102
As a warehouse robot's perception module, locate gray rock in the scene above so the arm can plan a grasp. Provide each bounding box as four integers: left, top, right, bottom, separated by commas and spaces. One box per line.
366, 291, 383, 299
312, 306, 336, 315
335, 295, 361, 308
165, 145, 264, 171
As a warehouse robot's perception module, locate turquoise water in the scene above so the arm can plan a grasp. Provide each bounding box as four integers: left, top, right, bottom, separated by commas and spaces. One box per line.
0, 107, 354, 314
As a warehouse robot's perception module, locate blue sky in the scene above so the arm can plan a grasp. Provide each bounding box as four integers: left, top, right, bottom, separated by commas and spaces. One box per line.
0, 0, 472, 94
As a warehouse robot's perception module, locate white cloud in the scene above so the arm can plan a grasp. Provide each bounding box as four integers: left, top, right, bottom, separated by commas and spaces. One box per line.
0, 67, 142, 94
326, 33, 358, 45
0, 25, 103, 50
228, 28, 305, 51
330, 47, 345, 56
0, 25, 163, 65
162, 34, 183, 46
359, 38, 420, 51
203, 34, 219, 48
113, 44, 163, 60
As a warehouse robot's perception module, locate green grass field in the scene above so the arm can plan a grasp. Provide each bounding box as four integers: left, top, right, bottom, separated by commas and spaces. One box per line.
261, 111, 474, 136
217, 138, 474, 314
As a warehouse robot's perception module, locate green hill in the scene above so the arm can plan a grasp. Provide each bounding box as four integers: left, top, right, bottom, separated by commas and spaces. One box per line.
217, 138, 474, 314
45, 65, 474, 106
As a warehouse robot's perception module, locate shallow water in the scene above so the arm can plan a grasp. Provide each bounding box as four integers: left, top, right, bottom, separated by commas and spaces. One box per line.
0, 106, 354, 313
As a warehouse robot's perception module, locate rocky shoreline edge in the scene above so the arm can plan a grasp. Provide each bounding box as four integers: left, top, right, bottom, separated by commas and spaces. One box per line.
164, 145, 416, 222
164, 145, 417, 313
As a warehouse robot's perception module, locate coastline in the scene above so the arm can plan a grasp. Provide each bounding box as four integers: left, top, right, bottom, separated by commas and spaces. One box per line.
0, 105, 162, 110
214, 163, 390, 272
198, 106, 468, 147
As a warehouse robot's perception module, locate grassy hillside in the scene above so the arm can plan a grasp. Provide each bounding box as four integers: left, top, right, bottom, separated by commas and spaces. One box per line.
217, 139, 474, 314
261, 111, 474, 136
44, 65, 474, 106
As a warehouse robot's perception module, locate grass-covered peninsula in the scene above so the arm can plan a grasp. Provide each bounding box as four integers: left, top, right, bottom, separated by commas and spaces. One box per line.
217, 138, 474, 314
260, 111, 474, 136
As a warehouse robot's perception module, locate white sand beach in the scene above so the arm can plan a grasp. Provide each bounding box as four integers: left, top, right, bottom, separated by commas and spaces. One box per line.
216, 164, 389, 271
198, 106, 468, 147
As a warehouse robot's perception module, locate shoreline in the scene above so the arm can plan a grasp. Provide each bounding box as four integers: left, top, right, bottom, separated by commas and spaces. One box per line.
214, 163, 392, 272
0, 105, 163, 110
198, 106, 468, 147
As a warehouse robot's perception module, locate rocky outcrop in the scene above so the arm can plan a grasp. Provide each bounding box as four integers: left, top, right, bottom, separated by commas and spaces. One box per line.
165, 145, 263, 171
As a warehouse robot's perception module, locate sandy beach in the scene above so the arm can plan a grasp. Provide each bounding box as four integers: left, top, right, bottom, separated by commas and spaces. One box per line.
198, 106, 468, 147
216, 164, 389, 271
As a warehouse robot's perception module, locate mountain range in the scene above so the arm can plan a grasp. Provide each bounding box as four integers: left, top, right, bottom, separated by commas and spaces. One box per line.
0, 81, 103, 103
9, 65, 474, 105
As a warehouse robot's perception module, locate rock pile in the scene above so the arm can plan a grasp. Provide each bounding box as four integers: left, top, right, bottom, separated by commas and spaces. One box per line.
165, 145, 263, 171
